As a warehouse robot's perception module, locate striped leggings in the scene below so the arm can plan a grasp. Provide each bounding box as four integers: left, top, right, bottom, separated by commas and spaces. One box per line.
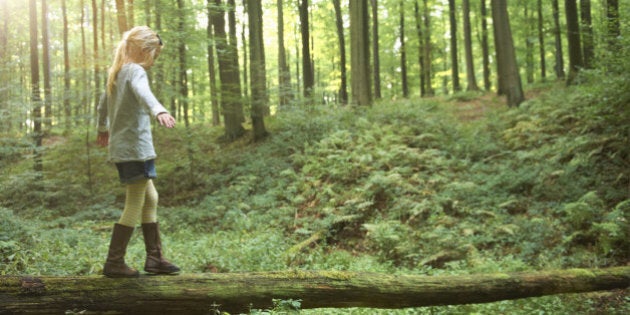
118, 179, 158, 227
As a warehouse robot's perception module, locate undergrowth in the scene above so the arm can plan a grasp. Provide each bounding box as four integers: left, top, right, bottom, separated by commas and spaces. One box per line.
1, 64, 629, 314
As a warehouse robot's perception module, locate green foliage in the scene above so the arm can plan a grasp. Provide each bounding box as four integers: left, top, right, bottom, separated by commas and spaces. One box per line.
2, 54, 630, 313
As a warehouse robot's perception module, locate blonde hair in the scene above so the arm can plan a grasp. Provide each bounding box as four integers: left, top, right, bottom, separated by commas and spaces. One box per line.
106, 26, 163, 95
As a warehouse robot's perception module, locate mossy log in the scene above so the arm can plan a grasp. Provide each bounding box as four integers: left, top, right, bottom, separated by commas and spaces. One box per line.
1, 267, 629, 314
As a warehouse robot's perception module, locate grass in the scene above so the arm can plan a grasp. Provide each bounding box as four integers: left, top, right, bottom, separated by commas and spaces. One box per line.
1, 70, 629, 313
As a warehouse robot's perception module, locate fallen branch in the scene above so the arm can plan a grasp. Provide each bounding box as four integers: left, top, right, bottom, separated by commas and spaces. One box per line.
1, 267, 629, 314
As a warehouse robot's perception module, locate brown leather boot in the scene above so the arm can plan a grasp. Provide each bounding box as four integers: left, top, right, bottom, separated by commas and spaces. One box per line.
142, 222, 180, 274
103, 224, 140, 278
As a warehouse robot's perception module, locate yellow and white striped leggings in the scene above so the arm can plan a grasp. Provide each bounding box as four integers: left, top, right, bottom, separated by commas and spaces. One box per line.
118, 179, 158, 227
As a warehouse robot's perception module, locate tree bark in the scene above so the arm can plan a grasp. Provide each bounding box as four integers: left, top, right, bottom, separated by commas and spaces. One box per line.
334, 0, 349, 104
462, 0, 478, 91
207, 0, 220, 126
213, 0, 245, 140
537, 0, 546, 80
350, 0, 371, 106
28, 0, 43, 173
399, 0, 408, 98
565, 0, 583, 85
299, 0, 314, 98
606, 0, 620, 49
422, 0, 433, 96
491, 0, 524, 107
115, 0, 128, 35
580, 0, 593, 69
552, 0, 565, 79
248, 0, 268, 141
448, 0, 460, 92
370, 0, 380, 100
277, 0, 292, 107
2, 267, 629, 314
481, 0, 491, 90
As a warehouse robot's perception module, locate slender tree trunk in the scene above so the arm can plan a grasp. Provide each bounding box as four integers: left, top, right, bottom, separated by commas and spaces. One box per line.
462, 0, 478, 91
248, 0, 268, 141
399, 0, 408, 98
448, 0, 460, 92
80, 0, 88, 120
334, 0, 349, 104
481, 0, 491, 90
115, 0, 128, 35
537, 0, 546, 81
349, 0, 371, 106
422, 0, 433, 96
128, 0, 134, 29
370, 0, 380, 100
580, 0, 593, 69
207, 0, 220, 126
29, 0, 43, 173
299, 0, 314, 98
1, 0, 10, 132
62, 0, 72, 134
227, 0, 244, 124
277, 0, 292, 107
2, 267, 629, 314
177, 0, 189, 126
552, 0, 565, 79
41, 0, 52, 132
491, 0, 524, 107
606, 0, 620, 49
414, 1, 425, 96
565, 0, 583, 85
213, 0, 245, 140
92, 0, 100, 114
525, 3, 534, 84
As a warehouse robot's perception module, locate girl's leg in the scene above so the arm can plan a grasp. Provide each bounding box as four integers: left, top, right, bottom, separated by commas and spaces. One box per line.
118, 179, 149, 227
141, 179, 158, 223
139, 180, 180, 274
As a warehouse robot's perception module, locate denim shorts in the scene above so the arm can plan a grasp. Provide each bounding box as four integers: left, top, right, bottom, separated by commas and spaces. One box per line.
115, 159, 157, 184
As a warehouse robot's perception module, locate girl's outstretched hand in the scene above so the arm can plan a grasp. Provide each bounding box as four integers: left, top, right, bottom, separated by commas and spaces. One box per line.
157, 113, 176, 128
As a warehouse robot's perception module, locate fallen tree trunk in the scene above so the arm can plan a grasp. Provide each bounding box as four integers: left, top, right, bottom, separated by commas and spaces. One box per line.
1, 267, 628, 314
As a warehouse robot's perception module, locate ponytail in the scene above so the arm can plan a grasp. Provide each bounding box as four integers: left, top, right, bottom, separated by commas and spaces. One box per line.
106, 26, 163, 95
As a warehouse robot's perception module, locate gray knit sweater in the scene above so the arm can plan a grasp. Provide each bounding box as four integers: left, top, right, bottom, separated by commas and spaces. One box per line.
97, 63, 168, 163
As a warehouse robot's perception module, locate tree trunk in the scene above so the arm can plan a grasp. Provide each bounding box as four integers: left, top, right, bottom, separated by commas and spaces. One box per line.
399, 0, 408, 98
537, 0, 546, 80
422, 0, 433, 96
606, 0, 620, 49
177, 0, 189, 127
91, 0, 100, 116
248, 0, 268, 141
580, 0, 594, 69
334, 0, 349, 104
524, 2, 534, 84
277, 0, 292, 107
207, 0, 220, 126
227, 0, 244, 125
370, 0, 380, 100
491, 0, 524, 107
41, 0, 52, 132
115, 0, 128, 35
414, 1, 425, 96
552, 0, 565, 79
213, 0, 245, 140
28, 0, 43, 173
62, 0, 71, 134
462, 0, 478, 91
299, 0, 314, 98
2, 267, 629, 314
565, 0, 583, 85
448, 0, 460, 92
481, 0, 491, 90
350, 0, 371, 106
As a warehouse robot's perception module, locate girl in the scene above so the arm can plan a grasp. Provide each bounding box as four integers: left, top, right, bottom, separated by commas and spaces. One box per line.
97, 26, 179, 277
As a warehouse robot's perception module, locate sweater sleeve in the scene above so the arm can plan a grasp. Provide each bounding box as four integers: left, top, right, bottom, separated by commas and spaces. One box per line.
129, 65, 168, 118
96, 92, 109, 132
